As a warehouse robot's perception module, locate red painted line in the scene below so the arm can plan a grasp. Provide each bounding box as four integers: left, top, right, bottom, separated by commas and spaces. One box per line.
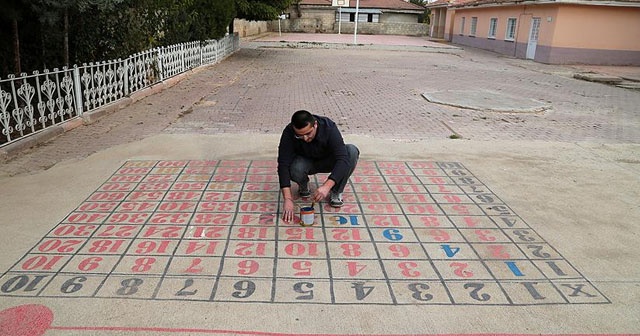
46, 327, 639, 336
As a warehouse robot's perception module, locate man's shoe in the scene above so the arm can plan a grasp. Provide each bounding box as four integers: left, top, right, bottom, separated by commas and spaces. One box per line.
330, 191, 343, 208
298, 184, 311, 198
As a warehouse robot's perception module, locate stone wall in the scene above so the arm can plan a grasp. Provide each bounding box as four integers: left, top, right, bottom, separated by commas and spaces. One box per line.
339, 22, 429, 36
234, 19, 269, 38
381, 13, 419, 24
269, 19, 429, 36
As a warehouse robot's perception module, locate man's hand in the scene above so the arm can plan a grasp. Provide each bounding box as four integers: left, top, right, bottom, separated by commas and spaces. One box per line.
313, 185, 331, 202
282, 198, 295, 223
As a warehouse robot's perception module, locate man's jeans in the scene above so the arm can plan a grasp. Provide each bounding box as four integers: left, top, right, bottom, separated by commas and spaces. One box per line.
290, 144, 360, 193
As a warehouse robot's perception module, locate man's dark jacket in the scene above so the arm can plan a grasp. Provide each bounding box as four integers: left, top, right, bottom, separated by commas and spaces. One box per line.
277, 115, 349, 189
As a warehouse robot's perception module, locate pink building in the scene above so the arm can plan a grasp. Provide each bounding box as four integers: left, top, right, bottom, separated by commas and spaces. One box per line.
428, 0, 640, 65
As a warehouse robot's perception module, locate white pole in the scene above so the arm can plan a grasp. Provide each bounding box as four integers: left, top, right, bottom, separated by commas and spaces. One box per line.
353, 0, 360, 44
279, 18, 282, 36
338, 7, 342, 34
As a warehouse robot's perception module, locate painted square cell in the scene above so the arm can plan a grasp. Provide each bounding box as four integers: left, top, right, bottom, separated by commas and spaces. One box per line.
154, 276, 217, 301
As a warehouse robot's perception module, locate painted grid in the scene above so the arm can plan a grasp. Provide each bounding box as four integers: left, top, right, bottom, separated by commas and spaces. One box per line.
0, 160, 609, 305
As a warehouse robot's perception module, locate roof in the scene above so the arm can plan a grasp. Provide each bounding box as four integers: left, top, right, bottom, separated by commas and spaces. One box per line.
299, 0, 426, 10
444, 0, 640, 8
425, 0, 476, 8
300, 0, 333, 4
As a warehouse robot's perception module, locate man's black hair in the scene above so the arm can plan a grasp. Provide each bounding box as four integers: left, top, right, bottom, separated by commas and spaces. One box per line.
291, 110, 315, 129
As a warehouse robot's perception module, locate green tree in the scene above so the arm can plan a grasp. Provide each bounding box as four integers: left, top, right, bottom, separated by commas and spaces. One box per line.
159, 0, 195, 45
409, 0, 429, 24
70, 0, 170, 61
234, 0, 291, 21
192, 0, 235, 41
231, 0, 293, 33
29, 0, 88, 67
0, 0, 27, 74
25, 0, 129, 67
161, 0, 234, 44
1, 0, 240, 76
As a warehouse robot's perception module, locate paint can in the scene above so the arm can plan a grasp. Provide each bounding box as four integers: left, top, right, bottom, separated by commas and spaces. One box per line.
299, 206, 315, 226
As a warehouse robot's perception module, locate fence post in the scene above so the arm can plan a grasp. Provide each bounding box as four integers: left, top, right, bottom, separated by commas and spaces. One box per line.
180, 44, 185, 73
157, 47, 164, 82
123, 58, 129, 95
73, 65, 84, 116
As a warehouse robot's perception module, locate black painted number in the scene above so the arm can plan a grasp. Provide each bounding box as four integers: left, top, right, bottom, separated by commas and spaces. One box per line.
351, 282, 374, 300
176, 278, 198, 296
61, 276, 87, 294
1, 275, 48, 293
232, 280, 255, 298
116, 278, 143, 295
408, 283, 433, 301
464, 282, 490, 301
293, 282, 314, 300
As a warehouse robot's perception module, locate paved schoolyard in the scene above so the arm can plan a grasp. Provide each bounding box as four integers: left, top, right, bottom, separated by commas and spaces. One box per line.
0, 33, 639, 335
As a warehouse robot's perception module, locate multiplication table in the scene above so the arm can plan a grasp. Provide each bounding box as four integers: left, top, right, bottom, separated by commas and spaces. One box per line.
0, 160, 609, 305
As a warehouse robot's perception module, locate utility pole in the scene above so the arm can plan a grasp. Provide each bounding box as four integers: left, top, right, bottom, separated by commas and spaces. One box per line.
353, 0, 360, 44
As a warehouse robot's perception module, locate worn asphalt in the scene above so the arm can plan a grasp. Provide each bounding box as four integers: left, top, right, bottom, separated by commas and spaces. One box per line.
0, 33, 639, 335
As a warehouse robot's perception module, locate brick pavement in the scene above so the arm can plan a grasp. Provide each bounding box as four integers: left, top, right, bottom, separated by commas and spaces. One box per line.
1, 36, 639, 177
168, 42, 640, 143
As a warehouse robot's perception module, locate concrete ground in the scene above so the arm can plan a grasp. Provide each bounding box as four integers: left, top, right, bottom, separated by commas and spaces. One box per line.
0, 33, 639, 335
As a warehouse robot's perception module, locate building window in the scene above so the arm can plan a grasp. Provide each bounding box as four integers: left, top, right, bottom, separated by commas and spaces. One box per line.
460, 17, 466, 35
488, 18, 497, 38
338, 12, 378, 22
470, 17, 478, 36
506, 17, 517, 41
337, 12, 350, 22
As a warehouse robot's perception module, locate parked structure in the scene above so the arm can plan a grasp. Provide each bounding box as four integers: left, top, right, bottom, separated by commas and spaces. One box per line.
427, 0, 640, 65
276, 0, 428, 36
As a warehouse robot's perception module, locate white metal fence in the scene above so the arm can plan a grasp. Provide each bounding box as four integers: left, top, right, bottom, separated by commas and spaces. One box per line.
0, 34, 239, 147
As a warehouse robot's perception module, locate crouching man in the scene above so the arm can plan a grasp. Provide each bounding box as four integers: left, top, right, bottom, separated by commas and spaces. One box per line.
277, 110, 360, 223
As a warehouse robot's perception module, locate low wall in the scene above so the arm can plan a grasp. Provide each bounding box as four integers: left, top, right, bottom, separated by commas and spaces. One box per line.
269, 19, 429, 36
234, 19, 269, 38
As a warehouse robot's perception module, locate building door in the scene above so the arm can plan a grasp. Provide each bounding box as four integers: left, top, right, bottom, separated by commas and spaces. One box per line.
526, 18, 541, 59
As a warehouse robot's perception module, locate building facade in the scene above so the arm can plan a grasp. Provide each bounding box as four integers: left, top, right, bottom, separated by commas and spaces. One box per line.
278, 0, 429, 36
428, 0, 640, 65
